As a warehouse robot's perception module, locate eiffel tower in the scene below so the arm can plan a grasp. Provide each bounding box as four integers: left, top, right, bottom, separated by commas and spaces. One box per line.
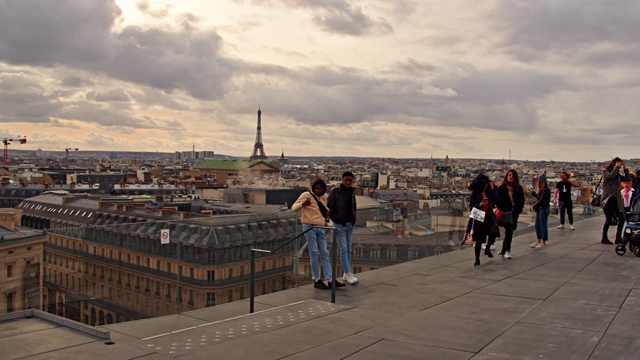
250, 107, 268, 160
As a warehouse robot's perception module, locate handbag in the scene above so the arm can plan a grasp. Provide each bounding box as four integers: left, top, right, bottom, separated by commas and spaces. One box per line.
591, 176, 603, 207
493, 208, 503, 222
499, 211, 513, 226
461, 218, 475, 245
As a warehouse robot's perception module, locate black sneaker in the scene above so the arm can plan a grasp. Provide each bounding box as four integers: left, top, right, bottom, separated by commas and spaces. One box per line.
329, 280, 346, 288
314, 280, 329, 289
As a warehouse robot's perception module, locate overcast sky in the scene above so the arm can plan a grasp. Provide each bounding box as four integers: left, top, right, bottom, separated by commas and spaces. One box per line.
1, 0, 639, 162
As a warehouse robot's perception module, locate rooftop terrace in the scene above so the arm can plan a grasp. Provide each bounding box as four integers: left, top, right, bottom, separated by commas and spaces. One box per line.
2, 214, 640, 359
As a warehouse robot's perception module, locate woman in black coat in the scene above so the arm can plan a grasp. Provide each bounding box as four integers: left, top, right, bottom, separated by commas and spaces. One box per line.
497, 170, 525, 259
468, 174, 500, 266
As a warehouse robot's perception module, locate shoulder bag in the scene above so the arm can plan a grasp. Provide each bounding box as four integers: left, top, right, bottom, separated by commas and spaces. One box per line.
591, 176, 603, 207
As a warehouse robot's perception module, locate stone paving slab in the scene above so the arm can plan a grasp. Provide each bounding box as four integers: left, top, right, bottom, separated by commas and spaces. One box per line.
135, 300, 350, 358
474, 277, 564, 300
519, 300, 618, 332
0, 321, 102, 359
364, 311, 514, 353
478, 323, 601, 360
344, 338, 473, 360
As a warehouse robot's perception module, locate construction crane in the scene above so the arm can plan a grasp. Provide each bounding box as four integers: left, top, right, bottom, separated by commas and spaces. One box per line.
3, 136, 27, 166
64, 147, 79, 163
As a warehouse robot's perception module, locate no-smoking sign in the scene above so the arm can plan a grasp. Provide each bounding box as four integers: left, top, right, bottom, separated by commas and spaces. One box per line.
160, 229, 170, 244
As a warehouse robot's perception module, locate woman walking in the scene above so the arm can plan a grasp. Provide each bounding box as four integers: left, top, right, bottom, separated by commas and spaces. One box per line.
600, 157, 630, 244
530, 173, 551, 249
497, 170, 525, 259
468, 174, 500, 266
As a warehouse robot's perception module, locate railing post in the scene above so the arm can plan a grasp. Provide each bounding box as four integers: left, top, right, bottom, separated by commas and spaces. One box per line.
249, 250, 255, 313
331, 227, 337, 304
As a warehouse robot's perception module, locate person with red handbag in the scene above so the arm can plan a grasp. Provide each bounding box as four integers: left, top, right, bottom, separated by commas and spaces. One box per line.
468, 174, 500, 266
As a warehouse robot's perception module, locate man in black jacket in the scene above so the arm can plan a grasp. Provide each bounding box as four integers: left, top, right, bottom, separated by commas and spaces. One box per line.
327, 171, 358, 284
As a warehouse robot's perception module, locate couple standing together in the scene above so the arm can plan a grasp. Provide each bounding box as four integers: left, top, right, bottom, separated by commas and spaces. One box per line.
292, 172, 358, 289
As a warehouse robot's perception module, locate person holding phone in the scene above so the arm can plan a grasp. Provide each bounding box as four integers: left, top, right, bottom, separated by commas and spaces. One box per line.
530, 173, 551, 249
292, 178, 345, 289
600, 157, 631, 244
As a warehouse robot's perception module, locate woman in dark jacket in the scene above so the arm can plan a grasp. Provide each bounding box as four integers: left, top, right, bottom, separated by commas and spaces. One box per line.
497, 169, 525, 259
600, 157, 630, 244
530, 173, 551, 249
468, 174, 500, 266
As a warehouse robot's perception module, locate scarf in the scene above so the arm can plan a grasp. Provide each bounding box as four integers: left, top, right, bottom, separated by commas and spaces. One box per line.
623, 188, 632, 207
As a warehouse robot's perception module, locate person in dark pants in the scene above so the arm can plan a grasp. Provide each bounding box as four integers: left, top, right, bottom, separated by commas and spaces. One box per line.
497, 170, 525, 259
554, 172, 581, 230
468, 174, 500, 266
600, 157, 630, 244
632, 170, 640, 194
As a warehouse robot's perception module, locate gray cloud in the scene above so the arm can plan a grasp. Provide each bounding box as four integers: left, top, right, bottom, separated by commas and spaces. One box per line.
0, 0, 234, 100
0, 69, 63, 123
286, 0, 393, 35
491, 0, 640, 66
86, 88, 132, 102
0, 0, 118, 66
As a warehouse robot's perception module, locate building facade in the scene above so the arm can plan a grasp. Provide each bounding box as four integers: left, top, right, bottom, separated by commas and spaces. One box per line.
0, 209, 46, 315
37, 204, 301, 326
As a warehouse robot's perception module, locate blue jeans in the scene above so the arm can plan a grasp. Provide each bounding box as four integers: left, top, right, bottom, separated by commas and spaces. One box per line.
303, 224, 332, 281
535, 207, 550, 241
334, 222, 353, 273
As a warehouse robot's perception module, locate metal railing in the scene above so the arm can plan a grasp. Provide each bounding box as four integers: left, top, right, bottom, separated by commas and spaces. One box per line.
249, 225, 337, 313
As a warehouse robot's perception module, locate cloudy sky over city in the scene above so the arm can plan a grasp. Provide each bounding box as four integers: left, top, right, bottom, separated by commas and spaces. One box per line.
1, 0, 639, 162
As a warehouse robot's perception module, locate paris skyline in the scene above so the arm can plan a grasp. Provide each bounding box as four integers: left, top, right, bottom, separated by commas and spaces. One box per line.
1, 0, 639, 162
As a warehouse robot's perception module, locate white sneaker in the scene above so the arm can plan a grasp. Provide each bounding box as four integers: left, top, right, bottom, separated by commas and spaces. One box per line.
530, 242, 539, 248
570, 225, 575, 230
481, 243, 487, 250
557, 224, 564, 229
535, 243, 545, 249
344, 272, 358, 284
503, 251, 512, 259
342, 273, 348, 281
490, 244, 496, 250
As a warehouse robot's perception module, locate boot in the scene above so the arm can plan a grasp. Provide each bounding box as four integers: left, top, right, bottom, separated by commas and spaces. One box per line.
474, 242, 482, 266
601, 237, 613, 245
485, 248, 494, 258
615, 237, 623, 244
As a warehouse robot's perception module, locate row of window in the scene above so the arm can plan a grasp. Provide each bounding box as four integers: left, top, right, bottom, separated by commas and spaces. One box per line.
46, 273, 286, 320
48, 236, 290, 282
350, 245, 419, 261
2, 247, 36, 280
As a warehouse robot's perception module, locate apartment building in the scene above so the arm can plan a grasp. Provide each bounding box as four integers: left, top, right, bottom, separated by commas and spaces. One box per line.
18, 194, 300, 326
0, 209, 46, 315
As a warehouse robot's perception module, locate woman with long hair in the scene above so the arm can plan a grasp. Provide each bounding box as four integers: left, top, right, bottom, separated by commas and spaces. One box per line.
468, 174, 500, 266
497, 169, 525, 259
600, 157, 630, 244
530, 173, 551, 249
